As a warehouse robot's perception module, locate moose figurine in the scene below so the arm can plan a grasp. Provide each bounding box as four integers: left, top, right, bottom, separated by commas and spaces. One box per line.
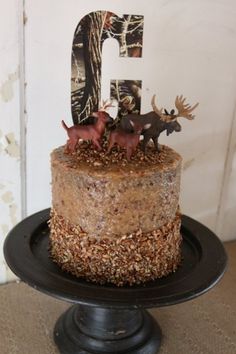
62, 102, 113, 152
120, 95, 199, 152
108, 120, 151, 160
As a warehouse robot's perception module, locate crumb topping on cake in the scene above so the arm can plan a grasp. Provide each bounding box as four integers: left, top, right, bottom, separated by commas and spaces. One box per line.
49, 209, 182, 286
52, 141, 182, 174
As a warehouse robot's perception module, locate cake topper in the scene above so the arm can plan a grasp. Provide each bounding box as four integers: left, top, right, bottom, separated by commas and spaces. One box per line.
62, 101, 113, 152
62, 94, 198, 159
108, 120, 151, 160
71, 11, 144, 124
120, 95, 199, 152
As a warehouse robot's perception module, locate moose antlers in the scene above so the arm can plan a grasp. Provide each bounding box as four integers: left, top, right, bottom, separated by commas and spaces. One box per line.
175, 95, 199, 120
152, 94, 199, 122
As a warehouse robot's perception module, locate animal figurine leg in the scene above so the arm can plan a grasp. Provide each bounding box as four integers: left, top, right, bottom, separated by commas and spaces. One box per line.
64, 139, 71, 152
126, 147, 133, 161
70, 138, 78, 152
107, 142, 113, 154
142, 135, 151, 153
93, 139, 102, 151
152, 137, 160, 152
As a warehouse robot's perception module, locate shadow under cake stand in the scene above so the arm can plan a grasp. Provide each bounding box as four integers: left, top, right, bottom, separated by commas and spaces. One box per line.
4, 209, 227, 354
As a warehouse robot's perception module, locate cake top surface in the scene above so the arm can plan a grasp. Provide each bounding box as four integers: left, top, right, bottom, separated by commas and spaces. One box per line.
52, 142, 182, 177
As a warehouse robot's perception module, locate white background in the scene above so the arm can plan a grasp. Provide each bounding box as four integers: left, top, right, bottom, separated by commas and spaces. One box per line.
0, 0, 236, 283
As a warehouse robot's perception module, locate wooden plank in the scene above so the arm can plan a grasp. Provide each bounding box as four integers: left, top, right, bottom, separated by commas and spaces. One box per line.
0, 0, 23, 282
216, 102, 236, 240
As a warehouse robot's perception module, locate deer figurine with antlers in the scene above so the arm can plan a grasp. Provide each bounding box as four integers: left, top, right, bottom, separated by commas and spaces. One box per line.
120, 95, 199, 153
62, 101, 113, 152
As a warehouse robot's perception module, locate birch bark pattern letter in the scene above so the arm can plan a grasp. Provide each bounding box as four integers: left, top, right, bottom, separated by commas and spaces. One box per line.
71, 11, 144, 124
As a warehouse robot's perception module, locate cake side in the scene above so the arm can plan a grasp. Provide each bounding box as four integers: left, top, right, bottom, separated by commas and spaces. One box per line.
51, 144, 182, 237
49, 208, 182, 286
49, 143, 182, 286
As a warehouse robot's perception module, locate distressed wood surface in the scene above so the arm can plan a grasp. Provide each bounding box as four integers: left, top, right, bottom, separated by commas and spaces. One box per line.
0, 0, 23, 283
216, 102, 236, 240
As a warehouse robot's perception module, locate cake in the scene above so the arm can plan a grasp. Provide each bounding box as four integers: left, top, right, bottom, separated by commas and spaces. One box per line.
49, 142, 182, 286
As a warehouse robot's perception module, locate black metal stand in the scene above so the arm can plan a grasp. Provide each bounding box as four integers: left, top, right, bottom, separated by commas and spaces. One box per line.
4, 209, 227, 354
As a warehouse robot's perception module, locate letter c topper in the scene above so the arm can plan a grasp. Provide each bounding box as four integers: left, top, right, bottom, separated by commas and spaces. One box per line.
71, 11, 144, 124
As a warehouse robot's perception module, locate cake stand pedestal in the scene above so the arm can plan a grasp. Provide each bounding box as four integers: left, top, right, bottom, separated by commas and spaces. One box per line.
4, 209, 227, 354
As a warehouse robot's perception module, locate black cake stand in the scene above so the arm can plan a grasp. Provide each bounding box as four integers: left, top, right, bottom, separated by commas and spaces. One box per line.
4, 209, 227, 354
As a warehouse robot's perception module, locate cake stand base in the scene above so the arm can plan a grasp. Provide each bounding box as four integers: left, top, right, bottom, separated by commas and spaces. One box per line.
4, 209, 227, 354
54, 305, 161, 354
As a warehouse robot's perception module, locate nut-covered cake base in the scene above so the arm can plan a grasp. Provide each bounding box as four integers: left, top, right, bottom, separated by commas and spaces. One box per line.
49, 209, 182, 286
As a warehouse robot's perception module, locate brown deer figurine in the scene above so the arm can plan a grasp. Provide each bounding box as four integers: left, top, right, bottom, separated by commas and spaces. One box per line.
62, 103, 113, 152
108, 120, 151, 160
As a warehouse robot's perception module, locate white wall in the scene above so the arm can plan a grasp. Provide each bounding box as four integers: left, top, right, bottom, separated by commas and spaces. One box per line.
1, 0, 236, 283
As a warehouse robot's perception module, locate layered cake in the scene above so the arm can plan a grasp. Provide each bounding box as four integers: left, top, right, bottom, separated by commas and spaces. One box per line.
49, 143, 182, 286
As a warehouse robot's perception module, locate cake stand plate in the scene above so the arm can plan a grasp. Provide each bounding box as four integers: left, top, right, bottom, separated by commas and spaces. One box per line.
4, 209, 227, 354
